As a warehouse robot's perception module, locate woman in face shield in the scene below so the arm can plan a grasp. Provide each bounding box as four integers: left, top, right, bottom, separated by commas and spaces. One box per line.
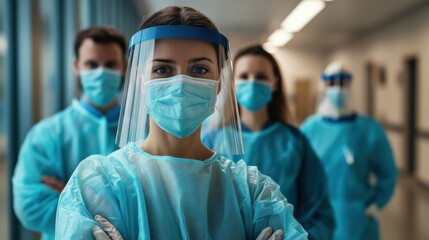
55, 6, 308, 240
203, 45, 335, 240
300, 62, 398, 240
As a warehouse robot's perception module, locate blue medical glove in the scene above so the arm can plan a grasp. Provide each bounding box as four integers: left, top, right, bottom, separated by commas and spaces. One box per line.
257, 227, 284, 240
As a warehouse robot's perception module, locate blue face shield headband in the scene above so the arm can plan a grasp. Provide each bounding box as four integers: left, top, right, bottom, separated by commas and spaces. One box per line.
128, 25, 229, 52
321, 72, 352, 82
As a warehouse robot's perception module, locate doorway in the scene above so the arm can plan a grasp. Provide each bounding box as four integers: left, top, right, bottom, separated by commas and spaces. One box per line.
405, 56, 417, 176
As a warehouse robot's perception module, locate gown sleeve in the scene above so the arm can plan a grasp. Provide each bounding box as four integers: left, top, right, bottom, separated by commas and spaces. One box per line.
55, 155, 141, 240
369, 122, 398, 209
13, 124, 63, 235
245, 164, 309, 240
295, 135, 335, 240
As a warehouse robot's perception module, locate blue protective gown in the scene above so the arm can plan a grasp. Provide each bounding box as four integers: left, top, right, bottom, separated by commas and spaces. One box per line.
300, 114, 398, 240
204, 122, 335, 240
12, 99, 119, 240
55, 142, 309, 240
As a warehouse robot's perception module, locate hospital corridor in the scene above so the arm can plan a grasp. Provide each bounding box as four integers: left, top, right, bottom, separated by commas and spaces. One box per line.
1, 0, 429, 239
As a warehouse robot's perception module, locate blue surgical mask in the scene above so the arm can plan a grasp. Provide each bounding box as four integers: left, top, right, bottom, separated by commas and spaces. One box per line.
145, 75, 218, 139
235, 80, 272, 112
80, 68, 122, 107
325, 86, 347, 108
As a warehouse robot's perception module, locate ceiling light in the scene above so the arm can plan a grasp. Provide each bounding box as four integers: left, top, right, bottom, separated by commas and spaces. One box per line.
267, 29, 293, 47
281, 0, 326, 32
263, 42, 278, 54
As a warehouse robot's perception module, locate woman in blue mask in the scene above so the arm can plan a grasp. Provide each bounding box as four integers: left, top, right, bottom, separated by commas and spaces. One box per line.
301, 62, 397, 240
204, 45, 335, 240
55, 6, 308, 240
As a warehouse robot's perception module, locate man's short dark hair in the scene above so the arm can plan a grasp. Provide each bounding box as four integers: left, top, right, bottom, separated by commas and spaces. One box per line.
74, 26, 127, 58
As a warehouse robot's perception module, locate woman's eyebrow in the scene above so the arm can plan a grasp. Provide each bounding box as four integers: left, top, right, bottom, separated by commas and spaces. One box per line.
153, 59, 176, 64
189, 57, 214, 64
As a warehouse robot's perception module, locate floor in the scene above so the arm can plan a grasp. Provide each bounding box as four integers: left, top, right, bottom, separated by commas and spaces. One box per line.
379, 175, 429, 240
0, 160, 428, 240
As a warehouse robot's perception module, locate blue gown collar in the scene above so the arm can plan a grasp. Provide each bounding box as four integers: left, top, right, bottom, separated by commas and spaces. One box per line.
79, 98, 120, 123
321, 113, 357, 123
241, 121, 275, 132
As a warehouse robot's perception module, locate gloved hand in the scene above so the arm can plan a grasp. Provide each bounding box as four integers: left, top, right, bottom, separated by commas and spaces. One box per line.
92, 215, 124, 240
91, 216, 282, 240
256, 227, 284, 240
365, 203, 380, 219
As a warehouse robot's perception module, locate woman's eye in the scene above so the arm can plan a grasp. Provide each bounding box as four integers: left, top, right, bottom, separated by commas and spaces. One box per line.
153, 66, 171, 74
105, 62, 118, 69
239, 73, 248, 79
86, 61, 98, 69
191, 65, 209, 75
256, 74, 268, 80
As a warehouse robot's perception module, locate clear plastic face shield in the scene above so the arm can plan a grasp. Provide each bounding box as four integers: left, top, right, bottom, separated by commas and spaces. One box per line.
317, 68, 355, 119
116, 25, 244, 155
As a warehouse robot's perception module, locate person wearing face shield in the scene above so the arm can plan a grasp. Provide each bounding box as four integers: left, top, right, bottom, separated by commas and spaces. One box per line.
203, 45, 335, 240
55, 6, 308, 240
12, 26, 127, 240
300, 62, 398, 240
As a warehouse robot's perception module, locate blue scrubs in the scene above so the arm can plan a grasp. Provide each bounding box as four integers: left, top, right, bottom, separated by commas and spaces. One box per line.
56, 142, 308, 240
301, 114, 398, 240
205, 122, 335, 240
12, 99, 119, 240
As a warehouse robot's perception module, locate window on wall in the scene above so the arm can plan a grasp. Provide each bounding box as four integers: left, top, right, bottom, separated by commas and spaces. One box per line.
0, 42, 4, 146
38, 0, 62, 119
0, 0, 5, 155
1, 1, 141, 239
0, 0, 9, 238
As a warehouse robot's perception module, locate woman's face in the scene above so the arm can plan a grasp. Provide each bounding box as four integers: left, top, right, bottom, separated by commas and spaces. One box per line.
150, 38, 219, 80
234, 54, 277, 89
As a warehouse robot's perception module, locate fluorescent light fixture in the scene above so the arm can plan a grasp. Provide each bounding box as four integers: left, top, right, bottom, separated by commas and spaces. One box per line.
281, 0, 326, 32
267, 29, 293, 47
263, 42, 278, 54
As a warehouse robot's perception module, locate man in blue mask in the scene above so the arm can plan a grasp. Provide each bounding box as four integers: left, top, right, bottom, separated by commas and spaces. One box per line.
12, 26, 127, 240
301, 62, 398, 240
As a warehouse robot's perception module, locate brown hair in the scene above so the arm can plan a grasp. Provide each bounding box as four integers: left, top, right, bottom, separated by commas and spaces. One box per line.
139, 6, 218, 31
74, 26, 127, 58
233, 45, 289, 124
139, 6, 225, 71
